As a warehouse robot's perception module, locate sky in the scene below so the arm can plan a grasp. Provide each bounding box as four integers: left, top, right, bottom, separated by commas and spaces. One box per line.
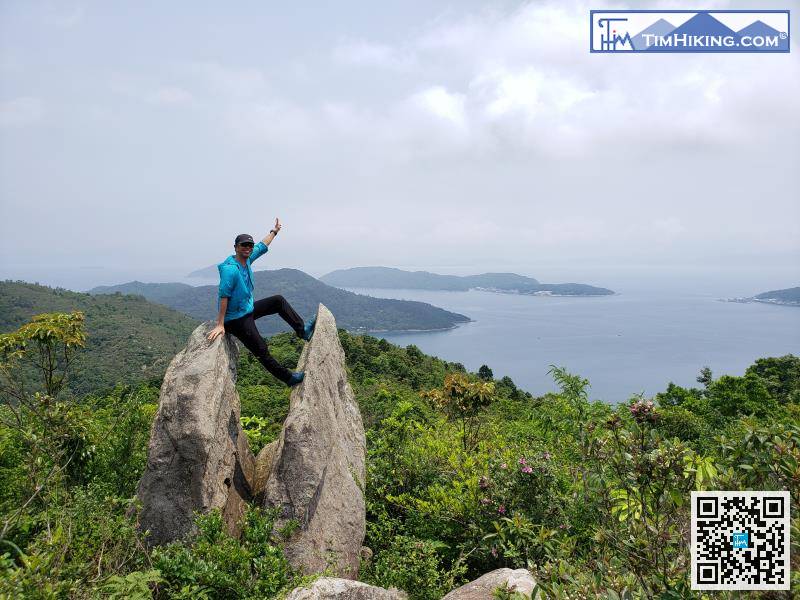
0, 0, 798, 295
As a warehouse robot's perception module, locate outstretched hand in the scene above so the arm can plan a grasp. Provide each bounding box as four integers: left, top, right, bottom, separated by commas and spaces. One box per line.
273, 217, 281, 233
207, 324, 225, 342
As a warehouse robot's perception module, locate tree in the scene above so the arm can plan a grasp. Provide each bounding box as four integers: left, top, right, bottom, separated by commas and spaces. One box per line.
745, 354, 800, 404
707, 374, 777, 419
696, 366, 713, 388
477, 365, 493, 381
0, 311, 90, 543
421, 373, 495, 452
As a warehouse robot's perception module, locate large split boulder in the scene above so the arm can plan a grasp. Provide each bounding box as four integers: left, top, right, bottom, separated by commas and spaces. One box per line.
134, 321, 255, 546
284, 578, 407, 600
264, 303, 367, 579
442, 568, 539, 600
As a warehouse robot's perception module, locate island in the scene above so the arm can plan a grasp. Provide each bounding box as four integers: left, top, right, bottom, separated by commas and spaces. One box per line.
320, 266, 614, 296
723, 286, 800, 307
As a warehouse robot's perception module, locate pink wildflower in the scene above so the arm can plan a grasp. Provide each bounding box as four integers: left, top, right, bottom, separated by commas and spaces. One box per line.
500, 462, 507, 469
491, 546, 498, 557
629, 398, 657, 424
518, 456, 527, 465
498, 504, 506, 514
480, 497, 491, 505
521, 465, 533, 474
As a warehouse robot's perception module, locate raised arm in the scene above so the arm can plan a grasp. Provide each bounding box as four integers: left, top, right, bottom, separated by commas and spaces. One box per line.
251, 217, 282, 264
261, 217, 282, 246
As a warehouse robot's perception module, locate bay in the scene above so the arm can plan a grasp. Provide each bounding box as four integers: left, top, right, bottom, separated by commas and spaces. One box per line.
343, 287, 800, 403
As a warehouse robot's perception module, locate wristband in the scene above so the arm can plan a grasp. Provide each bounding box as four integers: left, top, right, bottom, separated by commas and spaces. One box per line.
270, 229, 279, 234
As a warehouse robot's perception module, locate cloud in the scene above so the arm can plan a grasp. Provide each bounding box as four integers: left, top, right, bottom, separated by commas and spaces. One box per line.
168, 1, 795, 163
410, 86, 467, 129
94, 0, 795, 180
0, 97, 44, 127
652, 217, 687, 237
333, 39, 415, 70
2, 0, 792, 277
42, 3, 85, 28
145, 86, 194, 106
314, 0, 800, 158
226, 101, 315, 146
184, 61, 268, 99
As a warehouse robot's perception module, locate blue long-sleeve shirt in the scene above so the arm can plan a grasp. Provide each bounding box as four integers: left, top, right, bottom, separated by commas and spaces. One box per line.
217, 241, 268, 322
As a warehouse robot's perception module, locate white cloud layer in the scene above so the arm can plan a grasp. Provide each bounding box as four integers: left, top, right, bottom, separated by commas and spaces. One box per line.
0, 0, 797, 287
0, 97, 44, 127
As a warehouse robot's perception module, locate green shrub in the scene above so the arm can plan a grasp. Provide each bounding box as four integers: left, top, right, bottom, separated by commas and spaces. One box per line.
151, 506, 300, 599
361, 535, 462, 600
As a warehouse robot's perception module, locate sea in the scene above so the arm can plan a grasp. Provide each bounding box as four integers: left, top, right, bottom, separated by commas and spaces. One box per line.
4, 265, 798, 404
341, 287, 800, 404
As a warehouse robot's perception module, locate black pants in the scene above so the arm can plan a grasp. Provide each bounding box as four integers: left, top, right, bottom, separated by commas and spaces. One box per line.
224, 295, 304, 383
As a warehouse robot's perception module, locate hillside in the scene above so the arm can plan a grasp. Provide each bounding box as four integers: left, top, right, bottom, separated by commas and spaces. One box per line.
724, 286, 800, 307
2, 297, 798, 596
755, 286, 800, 306
0, 280, 199, 395
90, 269, 470, 334
321, 266, 614, 296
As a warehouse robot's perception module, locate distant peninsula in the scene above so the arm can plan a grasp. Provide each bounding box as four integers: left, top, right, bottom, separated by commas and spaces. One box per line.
723, 286, 800, 307
89, 268, 471, 334
320, 266, 614, 296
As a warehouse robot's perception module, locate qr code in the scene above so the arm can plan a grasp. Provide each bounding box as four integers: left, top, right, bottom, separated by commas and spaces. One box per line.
691, 491, 790, 590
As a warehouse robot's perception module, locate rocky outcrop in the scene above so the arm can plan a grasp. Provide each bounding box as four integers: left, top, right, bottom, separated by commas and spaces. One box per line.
264, 304, 367, 579
252, 440, 278, 505
284, 578, 407, 600
442, 568, 538, 600
134, 322, 255, 546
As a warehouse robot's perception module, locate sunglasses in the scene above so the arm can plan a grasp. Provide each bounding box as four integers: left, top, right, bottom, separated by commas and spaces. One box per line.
238, 242, 254, 248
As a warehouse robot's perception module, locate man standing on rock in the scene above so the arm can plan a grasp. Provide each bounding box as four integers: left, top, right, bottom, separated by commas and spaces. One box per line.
206, 218, 315, 387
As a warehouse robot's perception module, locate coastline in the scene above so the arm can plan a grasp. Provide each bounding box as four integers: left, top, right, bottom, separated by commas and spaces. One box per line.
719, 297, 800, 307
475, 287, 616, 298
350, 320, 474, 335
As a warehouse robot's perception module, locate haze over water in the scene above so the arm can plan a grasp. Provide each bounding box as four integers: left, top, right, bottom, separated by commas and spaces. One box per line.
2, 264, 797, 404
344, 285, 800, 404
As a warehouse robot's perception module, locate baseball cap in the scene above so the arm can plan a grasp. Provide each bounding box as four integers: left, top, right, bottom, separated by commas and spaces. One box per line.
234, 234, 254, 245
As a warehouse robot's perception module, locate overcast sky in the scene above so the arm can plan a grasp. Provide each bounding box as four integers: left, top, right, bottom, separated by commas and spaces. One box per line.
1, 0, 798, 293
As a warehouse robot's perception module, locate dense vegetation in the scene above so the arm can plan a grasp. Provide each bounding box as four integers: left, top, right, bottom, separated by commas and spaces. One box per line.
0, 282, 198, 395
320, 267, 614, 296
1, 309, 797, 598
90, 269, 470, 334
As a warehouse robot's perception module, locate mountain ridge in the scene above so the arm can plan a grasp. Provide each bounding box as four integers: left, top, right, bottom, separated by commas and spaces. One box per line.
90, 268, 471, 334
321, 266, 614, 296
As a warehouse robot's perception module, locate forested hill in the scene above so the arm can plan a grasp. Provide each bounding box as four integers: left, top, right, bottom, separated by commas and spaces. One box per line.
2, 291, 798, 595
0, 281, 198, 395
322, 267, 539, 291
321, 266, 614, 296
755, 286, 800, 305
89, 268, 470, 334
